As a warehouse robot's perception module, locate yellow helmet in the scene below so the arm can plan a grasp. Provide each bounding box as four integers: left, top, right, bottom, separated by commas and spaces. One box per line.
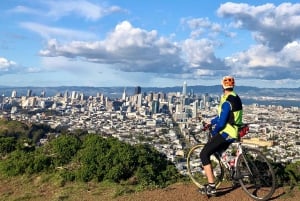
222, 76, 235, 89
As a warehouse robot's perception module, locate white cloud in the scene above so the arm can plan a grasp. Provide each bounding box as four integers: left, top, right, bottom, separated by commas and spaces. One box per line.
10, 0, 124, 21
20, 22, 97, 40
0, 57, 17, 73
8, 1, 300, 85
44, 0, 123, 21
39, 21, 184, 74
225, 43, 300, 80
181, 17, 233, 39
217, 2, 300, 51
0, 57, 40, 76
9, 5, 42, 15
181, 38, 224, 71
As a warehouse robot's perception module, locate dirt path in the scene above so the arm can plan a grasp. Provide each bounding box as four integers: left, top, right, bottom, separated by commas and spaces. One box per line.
115, 183, 299, 201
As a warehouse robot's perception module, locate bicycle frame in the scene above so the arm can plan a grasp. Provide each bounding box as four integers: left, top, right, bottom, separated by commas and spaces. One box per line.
216, 141, 256, 181
216, 141, 243, 173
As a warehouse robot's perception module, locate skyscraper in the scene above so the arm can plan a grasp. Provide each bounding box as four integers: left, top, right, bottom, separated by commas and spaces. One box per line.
41, 90, 46, 98
11, 90, 17, 98
135, 86, 141, 95
122, 88, 127, 100
27, 89, 32, 97
182, 81, 187, 96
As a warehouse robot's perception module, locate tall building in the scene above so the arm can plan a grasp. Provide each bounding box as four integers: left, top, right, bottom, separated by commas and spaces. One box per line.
182, 81, 187, 96
192, 100, 198, 118
152, 100, 159, 114
41, 90, 46, 98
71, 91, 78, 100
27, 89, 32, 97
136, 94, 142, 108
11, 90, 17, 98
134, 86, 141, 95
64, 90, 69, 99
122, 88, 127, 100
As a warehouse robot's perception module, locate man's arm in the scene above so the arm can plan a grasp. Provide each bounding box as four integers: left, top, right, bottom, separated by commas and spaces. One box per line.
211, 101, 231, 136
210, 116, 218, 125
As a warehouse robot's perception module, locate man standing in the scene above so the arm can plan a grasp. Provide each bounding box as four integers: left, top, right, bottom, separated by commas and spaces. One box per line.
200, 75, 243, 196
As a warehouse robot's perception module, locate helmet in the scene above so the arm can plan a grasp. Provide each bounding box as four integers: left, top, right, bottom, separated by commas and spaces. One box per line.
222, 76, 235, 89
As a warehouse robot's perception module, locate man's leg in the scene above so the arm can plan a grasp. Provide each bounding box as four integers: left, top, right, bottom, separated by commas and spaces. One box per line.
203, 164, 214, 183
202, 164, 216, 196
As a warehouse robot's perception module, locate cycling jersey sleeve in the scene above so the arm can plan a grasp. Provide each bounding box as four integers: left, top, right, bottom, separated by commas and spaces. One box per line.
211, 101, 231, 136
211, 116, 218, 125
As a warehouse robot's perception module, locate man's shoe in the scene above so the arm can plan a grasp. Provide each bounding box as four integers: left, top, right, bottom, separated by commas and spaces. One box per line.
232, 180, 240, 188
199, 184, 217, 196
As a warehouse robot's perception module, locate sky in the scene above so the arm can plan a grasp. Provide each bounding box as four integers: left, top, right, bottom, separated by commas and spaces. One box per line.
1, 0, 300, 88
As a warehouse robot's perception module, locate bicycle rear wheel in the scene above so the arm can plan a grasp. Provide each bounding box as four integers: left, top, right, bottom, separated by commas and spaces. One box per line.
186, 144, 224, 189
236, 147, 276, 201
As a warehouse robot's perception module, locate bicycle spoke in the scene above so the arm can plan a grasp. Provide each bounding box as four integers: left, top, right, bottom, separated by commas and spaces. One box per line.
187, 144, 224, 189
237, 148, 276, 201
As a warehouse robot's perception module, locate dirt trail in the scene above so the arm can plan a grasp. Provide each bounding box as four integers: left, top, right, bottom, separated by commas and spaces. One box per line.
115, 183, 299, 201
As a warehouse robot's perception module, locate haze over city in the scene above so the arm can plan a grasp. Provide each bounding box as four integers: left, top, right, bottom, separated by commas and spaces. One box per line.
1, 0, 300, 88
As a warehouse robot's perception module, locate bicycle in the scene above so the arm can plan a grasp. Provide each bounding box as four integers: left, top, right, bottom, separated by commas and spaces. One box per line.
186, 122, 276, 201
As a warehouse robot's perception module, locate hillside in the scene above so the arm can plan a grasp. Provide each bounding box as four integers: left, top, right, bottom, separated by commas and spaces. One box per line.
0, 176, 299, 201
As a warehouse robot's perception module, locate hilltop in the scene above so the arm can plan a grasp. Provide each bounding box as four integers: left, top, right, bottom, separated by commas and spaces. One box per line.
0, 177, 299, 201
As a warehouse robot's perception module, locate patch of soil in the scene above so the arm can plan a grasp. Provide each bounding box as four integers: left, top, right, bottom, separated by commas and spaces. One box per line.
115, 183, 299, 201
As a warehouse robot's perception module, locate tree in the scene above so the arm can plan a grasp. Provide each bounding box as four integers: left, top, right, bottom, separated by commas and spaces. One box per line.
48, 134, 82, 167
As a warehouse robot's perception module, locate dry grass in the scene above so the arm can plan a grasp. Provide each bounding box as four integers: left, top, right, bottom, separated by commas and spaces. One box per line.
0, 174, 299, 201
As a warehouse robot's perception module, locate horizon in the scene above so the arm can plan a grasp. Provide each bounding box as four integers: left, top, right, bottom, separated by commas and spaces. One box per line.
1, 0, 300, 88
0, 84, 300, 90
0, 84, 299, 89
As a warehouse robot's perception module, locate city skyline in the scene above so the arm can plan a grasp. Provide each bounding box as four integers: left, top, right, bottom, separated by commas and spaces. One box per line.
1, 0, 300, 88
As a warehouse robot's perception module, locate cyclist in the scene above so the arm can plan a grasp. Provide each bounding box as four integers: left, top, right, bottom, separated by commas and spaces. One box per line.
199, 75, 243, 196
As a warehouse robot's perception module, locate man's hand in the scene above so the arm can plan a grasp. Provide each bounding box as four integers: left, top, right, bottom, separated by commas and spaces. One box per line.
202, 122, 211, 131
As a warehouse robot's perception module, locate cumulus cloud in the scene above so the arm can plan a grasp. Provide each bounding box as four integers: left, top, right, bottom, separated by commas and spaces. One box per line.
0, 57, 18, 74
225, 42, 300, 80
39, 21, 186, 74
0, 57, 41, 75
38, 21, 236, 79
12, 1, 300, 83
181, 38, 225, 72
216, 2, 300, 81
181, 17, 235, 39
217, 2, 300, 51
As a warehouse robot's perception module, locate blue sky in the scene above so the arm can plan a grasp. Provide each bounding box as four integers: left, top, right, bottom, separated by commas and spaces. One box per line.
1, 0, 300, 88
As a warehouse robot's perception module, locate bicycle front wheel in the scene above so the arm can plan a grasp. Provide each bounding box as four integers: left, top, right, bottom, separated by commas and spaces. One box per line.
236, 147, 276, 201
186, 144, 224, 189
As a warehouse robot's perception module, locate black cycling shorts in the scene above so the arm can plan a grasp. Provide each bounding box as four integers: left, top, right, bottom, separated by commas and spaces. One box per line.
200, 134, 232, 166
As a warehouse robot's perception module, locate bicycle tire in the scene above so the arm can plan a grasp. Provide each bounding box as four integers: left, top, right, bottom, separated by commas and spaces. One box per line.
186, 144, 224, 189
236, 147, 276, 201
